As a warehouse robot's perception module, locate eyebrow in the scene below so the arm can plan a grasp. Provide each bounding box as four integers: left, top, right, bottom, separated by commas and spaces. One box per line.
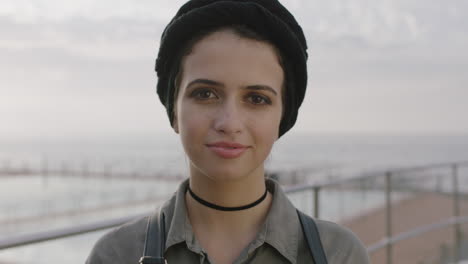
186, 79, 224, 88
245, 85, 278, 96
186, 78, 278, 96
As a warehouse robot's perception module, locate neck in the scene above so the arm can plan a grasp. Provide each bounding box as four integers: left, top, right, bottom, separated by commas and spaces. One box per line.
185, 166, 273, 264
185, 165, 272, 233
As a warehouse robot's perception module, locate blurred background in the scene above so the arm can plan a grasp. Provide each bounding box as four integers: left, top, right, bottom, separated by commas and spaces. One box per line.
0, 0, 467, 263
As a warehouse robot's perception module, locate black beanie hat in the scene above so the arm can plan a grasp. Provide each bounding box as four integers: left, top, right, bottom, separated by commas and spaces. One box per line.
156, 0, 308, 137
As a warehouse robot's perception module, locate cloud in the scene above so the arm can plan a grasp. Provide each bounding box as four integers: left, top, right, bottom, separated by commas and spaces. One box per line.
0, 16, 164, 60
0, 15, 167, 98
283, 0, 468, 48
0, 0, 185, 22
283, 0, 419, 46
1, 0, 467, 139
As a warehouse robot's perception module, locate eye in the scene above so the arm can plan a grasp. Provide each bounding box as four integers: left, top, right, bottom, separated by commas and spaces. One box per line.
247, 94, 272, 105
190, 88, 217, 100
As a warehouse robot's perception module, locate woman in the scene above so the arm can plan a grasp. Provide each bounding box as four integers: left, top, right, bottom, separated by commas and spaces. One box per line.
87, 0, 370, 263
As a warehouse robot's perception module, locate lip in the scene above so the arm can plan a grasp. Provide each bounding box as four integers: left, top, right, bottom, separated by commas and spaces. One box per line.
206, 141, 250, 159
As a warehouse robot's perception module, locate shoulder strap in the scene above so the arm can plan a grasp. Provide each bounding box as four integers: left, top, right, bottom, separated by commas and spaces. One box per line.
297, 209, 328, 264
139, 208, 167, 264
138, 208, 326, 264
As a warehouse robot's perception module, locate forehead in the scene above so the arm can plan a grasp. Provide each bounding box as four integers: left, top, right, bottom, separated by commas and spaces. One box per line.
179, 29, 284, 91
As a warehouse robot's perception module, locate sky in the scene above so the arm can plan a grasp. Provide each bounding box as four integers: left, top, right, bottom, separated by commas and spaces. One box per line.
1, 0, 468, 141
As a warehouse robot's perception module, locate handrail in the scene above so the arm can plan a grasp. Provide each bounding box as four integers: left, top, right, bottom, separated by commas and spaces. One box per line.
367, 215, 468, 253
2, 210, 467, 252
0, 213, 148, 250
295, 160, 468, 190
0, 160, 467, 258
0, 183, 329, 250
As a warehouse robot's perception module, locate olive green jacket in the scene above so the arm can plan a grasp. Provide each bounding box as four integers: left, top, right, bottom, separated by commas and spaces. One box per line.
86, 179, 369, 263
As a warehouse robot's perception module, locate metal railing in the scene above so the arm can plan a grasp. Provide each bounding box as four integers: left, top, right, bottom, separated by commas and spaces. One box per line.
1, 161, 468, 263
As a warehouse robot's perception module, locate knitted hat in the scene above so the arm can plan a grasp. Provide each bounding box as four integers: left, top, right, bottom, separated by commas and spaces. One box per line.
156, 0, 308, 137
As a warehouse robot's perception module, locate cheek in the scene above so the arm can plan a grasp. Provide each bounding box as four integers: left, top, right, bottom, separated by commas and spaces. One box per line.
179, 119, 200, 157
177, 104, 210, 147
260, 105, 282, 137
249, 111, 281, 148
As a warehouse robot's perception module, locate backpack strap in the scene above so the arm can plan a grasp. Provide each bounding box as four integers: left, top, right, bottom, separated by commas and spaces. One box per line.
297, 209, 328, 264
139, 208, 167, 264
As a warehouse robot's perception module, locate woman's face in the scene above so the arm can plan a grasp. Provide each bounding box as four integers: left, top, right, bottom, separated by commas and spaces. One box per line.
174, 29, 284, 182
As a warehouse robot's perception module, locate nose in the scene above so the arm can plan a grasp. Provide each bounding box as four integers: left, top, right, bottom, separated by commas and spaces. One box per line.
213, 100, 243, 135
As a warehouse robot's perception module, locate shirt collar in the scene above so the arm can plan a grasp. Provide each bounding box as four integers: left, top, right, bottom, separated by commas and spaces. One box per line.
162, 178, 191, 251
161, 178, 300, 263
263, 179, 300, 263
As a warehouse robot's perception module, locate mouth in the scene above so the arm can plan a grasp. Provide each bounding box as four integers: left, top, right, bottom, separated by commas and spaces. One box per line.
206, 141, 250, 159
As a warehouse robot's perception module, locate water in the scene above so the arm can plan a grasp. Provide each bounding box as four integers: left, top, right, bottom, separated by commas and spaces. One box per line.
0, 132, 467, 263
3, 132, 467, 176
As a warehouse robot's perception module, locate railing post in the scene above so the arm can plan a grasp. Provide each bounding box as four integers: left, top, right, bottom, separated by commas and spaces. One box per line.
3, 159, 10, 174
314, 186, 320, 219
82, 161, 88, 178
385, 171, 393, 264
452, 164, 460, 263
61, 161, 67, 176
41, 157, 48, 187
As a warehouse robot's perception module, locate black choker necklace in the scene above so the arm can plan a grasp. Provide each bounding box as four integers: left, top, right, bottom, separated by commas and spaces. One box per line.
187, 187, 268, 211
